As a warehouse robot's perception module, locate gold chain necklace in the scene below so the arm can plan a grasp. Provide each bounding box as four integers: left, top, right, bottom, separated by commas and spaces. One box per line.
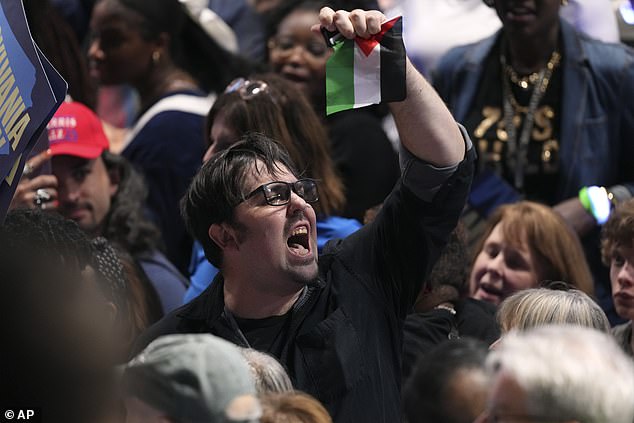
504, 50, 561, 90
500, 49, 561, 191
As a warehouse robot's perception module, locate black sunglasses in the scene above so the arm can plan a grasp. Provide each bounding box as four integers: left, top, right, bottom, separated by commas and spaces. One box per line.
243, 179, 319, 206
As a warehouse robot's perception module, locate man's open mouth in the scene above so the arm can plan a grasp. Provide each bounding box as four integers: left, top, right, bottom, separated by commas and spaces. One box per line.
287, 225, 310, 256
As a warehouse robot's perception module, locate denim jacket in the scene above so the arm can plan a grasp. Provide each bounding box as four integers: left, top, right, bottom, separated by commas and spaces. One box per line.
434, 19, 634, 202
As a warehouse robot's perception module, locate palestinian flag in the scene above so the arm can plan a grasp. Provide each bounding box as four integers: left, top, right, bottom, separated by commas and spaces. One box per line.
325, 16, 406, 116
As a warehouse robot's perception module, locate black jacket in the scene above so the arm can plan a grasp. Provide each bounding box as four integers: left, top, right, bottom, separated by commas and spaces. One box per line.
136, 140, 475, 422
402, 298, 500, 381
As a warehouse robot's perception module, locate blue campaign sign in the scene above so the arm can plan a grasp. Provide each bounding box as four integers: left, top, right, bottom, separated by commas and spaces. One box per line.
0, 0, 67, 221
0, 7, 34, 156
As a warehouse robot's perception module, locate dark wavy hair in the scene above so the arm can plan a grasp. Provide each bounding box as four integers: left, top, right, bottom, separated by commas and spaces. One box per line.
100, 151, 163, 256
182, 133, 298, 268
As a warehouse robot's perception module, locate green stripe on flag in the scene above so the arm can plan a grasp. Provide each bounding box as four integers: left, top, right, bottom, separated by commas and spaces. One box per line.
326, 38, 355, 116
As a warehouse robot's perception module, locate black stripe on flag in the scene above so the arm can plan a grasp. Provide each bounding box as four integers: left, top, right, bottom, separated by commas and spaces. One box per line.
379, 17, 406, 103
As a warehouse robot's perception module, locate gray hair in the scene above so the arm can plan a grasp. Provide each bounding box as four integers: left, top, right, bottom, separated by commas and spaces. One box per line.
497, 287, 611, 334
240, 348, 294, 394
488, 325, 634, 423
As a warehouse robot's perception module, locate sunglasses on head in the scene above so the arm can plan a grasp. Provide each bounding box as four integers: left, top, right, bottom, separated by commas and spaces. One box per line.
243, 179, 319, 206
224, 78, 269, 101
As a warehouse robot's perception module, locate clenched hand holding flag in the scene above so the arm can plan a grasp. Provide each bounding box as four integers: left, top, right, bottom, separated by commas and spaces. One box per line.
325, 16, 406, 115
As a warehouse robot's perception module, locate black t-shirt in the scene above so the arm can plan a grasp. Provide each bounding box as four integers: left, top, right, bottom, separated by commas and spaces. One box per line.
234, 310, 292, 356
464, 43, 563, 205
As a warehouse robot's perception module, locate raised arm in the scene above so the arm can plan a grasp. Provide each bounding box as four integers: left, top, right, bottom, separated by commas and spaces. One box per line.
315, 7, 474, 316
315, 7, 465, 167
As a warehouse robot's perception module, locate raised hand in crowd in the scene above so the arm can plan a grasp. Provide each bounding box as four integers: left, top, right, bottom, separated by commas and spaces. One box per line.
9, 149, 58, 211
314, 7, 465, 167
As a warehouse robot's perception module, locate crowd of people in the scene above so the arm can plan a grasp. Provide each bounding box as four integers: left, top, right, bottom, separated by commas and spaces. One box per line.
4, 0, 634, 422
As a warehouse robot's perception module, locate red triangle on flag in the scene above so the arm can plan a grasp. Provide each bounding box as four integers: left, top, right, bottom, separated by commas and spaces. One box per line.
354, 16, 400, 57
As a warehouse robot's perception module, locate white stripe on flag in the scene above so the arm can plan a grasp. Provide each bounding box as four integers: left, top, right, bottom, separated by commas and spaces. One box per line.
353, 42, 381, 108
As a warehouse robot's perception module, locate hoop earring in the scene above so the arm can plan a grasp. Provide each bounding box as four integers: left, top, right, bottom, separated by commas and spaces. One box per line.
152, 50, 161, 64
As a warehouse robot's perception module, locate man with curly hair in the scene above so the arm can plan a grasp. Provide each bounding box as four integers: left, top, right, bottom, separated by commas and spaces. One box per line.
12, 101, 187, 313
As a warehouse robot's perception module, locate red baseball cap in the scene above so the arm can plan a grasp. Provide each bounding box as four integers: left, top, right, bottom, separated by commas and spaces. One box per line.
47, 101, 109, 159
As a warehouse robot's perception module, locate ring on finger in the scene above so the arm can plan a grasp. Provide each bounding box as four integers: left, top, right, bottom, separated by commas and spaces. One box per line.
33, 188, 51, 207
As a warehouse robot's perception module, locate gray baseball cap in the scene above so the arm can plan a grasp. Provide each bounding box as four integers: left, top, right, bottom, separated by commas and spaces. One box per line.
124, 334, 261, 422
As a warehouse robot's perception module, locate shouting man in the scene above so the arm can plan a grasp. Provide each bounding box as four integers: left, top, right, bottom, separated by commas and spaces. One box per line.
138, 7, 474, 422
